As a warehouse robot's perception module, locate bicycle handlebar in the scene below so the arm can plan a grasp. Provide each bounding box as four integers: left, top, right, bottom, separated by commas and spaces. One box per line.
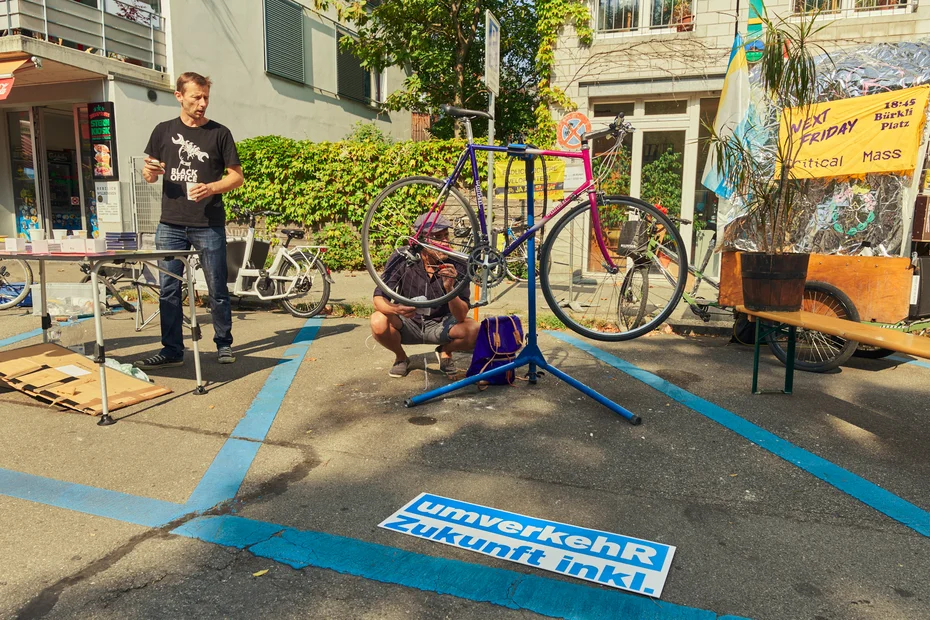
584, 112, 634, 143
228, 205, 278, 218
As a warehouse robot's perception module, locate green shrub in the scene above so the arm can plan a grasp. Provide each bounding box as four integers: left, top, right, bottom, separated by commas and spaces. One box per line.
227, 136, 482, 271
315, 222, 364, 271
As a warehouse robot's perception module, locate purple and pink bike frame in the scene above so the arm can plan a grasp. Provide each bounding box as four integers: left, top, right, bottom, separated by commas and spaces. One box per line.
412, 141, 620, 272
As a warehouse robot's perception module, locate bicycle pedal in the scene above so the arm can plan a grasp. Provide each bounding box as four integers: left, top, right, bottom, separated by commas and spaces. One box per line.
469, 300, 489, 309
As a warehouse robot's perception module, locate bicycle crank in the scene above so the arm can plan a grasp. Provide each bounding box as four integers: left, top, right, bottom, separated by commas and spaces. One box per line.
467, 246, 507, 287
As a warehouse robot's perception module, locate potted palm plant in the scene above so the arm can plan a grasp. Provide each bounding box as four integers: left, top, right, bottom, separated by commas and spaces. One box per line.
708, 12, 829, 311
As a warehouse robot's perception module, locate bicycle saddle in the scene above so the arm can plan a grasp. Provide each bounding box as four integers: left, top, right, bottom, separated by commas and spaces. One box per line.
280, 229, 305, 239
440, 104, 493, 120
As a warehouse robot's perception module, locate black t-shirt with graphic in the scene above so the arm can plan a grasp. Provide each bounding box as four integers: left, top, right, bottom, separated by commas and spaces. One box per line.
144, 117, 241, 227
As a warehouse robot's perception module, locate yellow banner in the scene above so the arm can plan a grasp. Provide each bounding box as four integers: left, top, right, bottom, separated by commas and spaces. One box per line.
778, 85, 930, 179
493, 158, 565, 201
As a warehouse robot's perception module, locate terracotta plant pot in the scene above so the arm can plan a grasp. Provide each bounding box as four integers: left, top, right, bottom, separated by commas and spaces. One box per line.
740, 252, 810, 311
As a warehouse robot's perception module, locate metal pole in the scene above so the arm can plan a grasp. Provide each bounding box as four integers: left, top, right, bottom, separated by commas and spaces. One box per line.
90, 263, 115, 425
42, 0, 48, 41
487, 91, 495, 246
101, 1, 107, 57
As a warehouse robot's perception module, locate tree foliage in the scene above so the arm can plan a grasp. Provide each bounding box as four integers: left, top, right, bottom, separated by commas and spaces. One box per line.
336, 0, 542, 140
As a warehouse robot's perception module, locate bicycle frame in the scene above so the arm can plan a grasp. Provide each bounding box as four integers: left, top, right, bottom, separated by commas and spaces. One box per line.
413, 135, 620, 272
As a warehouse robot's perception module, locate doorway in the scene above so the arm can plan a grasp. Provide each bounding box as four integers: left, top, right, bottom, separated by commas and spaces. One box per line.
4, 106, 98, 238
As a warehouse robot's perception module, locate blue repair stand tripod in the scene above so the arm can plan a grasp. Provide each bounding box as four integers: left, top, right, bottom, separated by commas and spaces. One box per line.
404, 148, 641, 425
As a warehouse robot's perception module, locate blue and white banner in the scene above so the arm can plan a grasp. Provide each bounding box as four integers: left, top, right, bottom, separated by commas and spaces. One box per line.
379, 493, 676, 597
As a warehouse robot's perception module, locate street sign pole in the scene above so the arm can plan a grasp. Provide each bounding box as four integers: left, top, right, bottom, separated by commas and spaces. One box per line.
484, 10, 500, 255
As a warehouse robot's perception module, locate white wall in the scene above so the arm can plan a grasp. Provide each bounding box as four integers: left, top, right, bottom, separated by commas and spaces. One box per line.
108, 79, 180, 233
165, 0, 411, 142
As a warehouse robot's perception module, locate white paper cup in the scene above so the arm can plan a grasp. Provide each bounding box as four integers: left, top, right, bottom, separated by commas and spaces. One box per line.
53, 229, 68, 240
31, 228, 45, 242
186, 182, 197, 201
73, 230, 87, 239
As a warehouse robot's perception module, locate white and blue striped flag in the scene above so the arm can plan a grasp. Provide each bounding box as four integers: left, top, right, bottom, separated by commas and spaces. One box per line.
702, 34, 751, 200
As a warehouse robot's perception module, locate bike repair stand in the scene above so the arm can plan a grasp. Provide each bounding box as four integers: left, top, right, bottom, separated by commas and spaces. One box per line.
405, 148, 641, 425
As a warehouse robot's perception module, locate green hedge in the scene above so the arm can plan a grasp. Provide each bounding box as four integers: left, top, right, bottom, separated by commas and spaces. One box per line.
226, 136, 484, 271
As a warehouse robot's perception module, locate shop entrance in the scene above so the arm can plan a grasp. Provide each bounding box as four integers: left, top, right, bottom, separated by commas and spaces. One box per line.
5, 105, 98, 238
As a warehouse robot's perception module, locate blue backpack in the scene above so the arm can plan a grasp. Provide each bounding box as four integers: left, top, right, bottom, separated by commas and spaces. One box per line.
466, 316, 524, 385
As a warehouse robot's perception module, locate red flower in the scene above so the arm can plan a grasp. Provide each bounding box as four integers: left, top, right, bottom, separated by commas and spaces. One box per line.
654, 202, 668, 214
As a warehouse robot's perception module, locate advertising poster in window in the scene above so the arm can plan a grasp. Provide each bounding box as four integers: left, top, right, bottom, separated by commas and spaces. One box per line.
88, 102, 119, 181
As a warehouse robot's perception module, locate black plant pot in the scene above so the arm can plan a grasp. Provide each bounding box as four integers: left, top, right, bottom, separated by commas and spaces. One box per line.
740, 252, 810, 311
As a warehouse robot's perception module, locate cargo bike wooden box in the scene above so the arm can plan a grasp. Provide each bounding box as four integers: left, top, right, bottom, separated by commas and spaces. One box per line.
719, 251, 930, 372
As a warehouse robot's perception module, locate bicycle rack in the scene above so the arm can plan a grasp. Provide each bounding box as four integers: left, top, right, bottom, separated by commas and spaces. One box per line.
404, 149, 641, 425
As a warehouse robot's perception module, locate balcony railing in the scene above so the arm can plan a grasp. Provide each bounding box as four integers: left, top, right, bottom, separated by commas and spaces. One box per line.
1, 0, 167, 72
792, 0, 915, 17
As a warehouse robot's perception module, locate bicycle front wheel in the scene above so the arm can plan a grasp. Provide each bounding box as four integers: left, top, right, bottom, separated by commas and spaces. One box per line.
0, 259, 33, 310
278, 251, 330, 318
540, 198, 687, 341
362, 176, 480, 308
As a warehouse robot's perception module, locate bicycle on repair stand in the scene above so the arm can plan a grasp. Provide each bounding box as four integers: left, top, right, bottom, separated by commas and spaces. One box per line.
361, 105, 688, 342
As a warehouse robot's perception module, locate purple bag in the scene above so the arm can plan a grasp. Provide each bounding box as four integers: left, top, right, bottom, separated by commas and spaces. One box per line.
466, 316, 524, 385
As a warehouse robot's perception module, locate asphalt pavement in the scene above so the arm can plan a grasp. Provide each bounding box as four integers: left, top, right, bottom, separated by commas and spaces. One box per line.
0, 270, 928, 620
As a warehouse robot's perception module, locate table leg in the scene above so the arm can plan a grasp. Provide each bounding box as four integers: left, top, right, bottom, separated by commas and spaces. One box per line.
39, 260, 50, 343
185, 257, 206, 395
784, 325, 796, 394
90, 265, 115, 426
752, 318, 761, 394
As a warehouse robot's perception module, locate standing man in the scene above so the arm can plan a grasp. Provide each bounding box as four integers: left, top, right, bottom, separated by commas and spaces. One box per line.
134, 72, 244, 370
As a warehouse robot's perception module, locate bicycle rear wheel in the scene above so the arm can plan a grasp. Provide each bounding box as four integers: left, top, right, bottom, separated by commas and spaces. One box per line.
540, 197, 687, 341
504, 235, 534, 282
0, 259, 33, 310
278, 251, 330, 318
765, 281, 859, 372
362, 176, 480, 308
618, 265, 649, 330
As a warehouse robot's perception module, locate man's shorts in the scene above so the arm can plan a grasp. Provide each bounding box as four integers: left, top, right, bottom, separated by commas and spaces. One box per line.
399, 314, 457, 345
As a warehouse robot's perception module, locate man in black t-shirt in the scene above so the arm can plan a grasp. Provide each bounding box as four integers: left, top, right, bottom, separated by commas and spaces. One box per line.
370, 214, 479, 378
134, 71, 244, 370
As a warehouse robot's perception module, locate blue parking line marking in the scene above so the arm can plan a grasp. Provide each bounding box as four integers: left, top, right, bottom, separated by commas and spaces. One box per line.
0, 317, 322, 526
174, 514, 747, 620
185, 439, 262, 512
0, 468, 185, 527
0, 328, 42, 349
549, 332, 930, 538
888, 354, 930, 370
230, 317, 322, 442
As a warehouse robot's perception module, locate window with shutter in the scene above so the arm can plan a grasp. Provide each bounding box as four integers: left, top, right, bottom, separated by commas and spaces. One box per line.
264, 0, 304, 84
337, 33, 372, 103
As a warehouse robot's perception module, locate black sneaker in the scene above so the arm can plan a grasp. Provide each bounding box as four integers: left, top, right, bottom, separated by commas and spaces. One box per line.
134, 354, 184, 370
218, 346, 236, 364
389, 358, 410, 378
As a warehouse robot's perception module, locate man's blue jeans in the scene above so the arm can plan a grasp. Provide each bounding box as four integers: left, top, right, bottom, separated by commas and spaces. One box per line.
155, 223, 232, 359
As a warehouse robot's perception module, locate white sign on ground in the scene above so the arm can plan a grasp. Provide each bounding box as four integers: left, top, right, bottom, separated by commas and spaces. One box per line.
379, 493, 676, 597
484, 11, 500, 96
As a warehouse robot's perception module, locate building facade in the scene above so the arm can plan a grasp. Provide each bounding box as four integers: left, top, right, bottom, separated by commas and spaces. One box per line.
0, 0, 409, 238
553, 0, 930, 270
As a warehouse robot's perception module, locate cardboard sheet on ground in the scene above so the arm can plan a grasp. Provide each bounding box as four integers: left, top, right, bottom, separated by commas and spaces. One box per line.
0, 344, 171, 415
380, 492, 676, 597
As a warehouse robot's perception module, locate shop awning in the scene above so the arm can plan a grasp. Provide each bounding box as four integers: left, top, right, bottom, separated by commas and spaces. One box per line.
0, 57, 34, 101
